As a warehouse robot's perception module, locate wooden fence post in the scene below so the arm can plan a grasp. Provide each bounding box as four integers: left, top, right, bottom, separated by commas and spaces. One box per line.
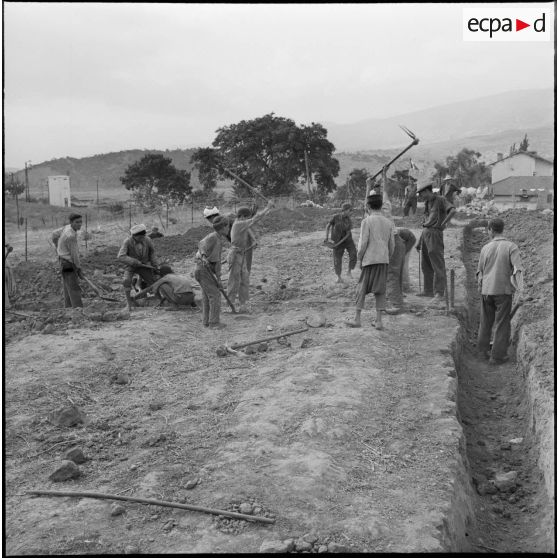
25, 218, 28, 261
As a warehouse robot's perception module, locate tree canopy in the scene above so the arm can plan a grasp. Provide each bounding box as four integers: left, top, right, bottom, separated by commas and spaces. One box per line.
120, 154, 191, 206
190, 113, 339, 199
432, 148, 490, 190
4, 174, 25, 199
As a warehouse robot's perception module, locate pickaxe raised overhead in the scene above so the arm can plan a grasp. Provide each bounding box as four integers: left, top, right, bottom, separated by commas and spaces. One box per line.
363, 125, 419, 207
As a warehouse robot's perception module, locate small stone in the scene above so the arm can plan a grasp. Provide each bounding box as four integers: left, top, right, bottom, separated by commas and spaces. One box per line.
295, 540, 313, 552
48, 405, 86, 427
49, 460, 81, 482
64, 446, 86, 464
216, 346, 228, 357
124, 545, 139, 554
303, 534, 319, 545
509, 437, 523, 445
266, 326, 273, 332
239, 502, 253, 515
115, 373, 130, 385
185, 478, 199, 490
253, 506, 262, 514
111, 503, 126, 516
259, 539, 294, 553
300, 338, 312, 349
244, 345, 257, 355
493, 471, 518, 492
42, 324, 55, 334
149, 401, 164, 411
162, 520, 175, 531
328, 542, 350, 553
257, 343, 269, 352
477, 481, 498, 495
318, 545, 328, 553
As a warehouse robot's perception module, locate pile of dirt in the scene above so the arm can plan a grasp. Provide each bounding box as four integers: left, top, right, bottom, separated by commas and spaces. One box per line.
10, 261, 62, 308
257, 207, 336, 235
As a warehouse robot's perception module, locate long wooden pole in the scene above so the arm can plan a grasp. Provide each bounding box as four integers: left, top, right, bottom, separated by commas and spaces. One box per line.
27, 490, 275, 524
229, 327, 309, 350
25, 218, 28, 261
223, 168, 268, 203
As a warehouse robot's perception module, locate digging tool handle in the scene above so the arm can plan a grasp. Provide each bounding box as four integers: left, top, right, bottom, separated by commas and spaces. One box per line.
82, 275, 120, 302
229, 327, 309, 350
223, 168, 268, 204
204, 262, 236, 313
444, 269, 450, 316
27, 490, 275, 524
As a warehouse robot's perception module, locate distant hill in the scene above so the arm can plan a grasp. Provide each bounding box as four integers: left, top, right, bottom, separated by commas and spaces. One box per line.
325, 89, 554, 152
10, 148, 203, 201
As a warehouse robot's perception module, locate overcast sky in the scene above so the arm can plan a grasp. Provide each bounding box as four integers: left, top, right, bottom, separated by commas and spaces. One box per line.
4, 2, 555, 168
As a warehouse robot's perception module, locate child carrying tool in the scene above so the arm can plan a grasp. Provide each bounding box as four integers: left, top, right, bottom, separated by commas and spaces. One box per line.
194, 215, 231, 329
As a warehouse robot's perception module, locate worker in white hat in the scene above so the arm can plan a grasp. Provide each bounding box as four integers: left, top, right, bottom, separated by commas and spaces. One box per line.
416, 181, 456, 300
203, 206, 220, 220
440, 174, 462, 204
117, 223, 159, 310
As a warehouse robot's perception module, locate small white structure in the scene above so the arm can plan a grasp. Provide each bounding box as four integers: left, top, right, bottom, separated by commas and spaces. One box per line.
48, 176, 71, 207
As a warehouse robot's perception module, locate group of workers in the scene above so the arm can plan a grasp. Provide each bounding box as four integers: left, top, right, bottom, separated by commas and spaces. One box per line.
44, 168, 522, 364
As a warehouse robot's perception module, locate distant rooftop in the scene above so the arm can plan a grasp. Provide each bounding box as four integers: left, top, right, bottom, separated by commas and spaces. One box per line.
491, 175, 554, 196
488, 151, 553, 167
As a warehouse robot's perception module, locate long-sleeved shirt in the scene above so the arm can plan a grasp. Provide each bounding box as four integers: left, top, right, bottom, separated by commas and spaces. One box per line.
423, 195, 455, 229
476, 236, 523, 296
57, 225, 81, 268
117, 236, 158, 270
357, 210, 395, 267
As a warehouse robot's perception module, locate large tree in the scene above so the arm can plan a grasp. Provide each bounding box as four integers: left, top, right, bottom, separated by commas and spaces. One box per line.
433, 148, 490, 190
120, 154, 191, 206
4, 174, 25, 199
190, 113, 339, 198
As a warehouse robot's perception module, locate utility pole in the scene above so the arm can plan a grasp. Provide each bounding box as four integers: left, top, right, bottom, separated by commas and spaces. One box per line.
304, 149, 312, 198
24, 161, 31, 202
11, 173, 20, 230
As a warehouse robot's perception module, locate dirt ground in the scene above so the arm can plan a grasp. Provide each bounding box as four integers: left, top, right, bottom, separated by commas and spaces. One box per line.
4, 207, 554, 554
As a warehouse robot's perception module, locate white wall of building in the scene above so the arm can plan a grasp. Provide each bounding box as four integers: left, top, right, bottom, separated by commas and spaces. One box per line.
48, 176, 71, 207
491, 153, 553, 184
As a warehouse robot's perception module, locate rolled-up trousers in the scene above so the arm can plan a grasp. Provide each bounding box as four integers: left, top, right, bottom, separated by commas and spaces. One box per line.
157, 283, 195, 307
477, 294, 512, 361
420, 228, 446, 296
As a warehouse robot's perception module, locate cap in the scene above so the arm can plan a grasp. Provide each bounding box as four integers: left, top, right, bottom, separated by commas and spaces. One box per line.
130, 224, 147, 235
443, 174, 453, 181
203, 206, 220, 218
341, 202, 352, 211
237, 207, 252, 218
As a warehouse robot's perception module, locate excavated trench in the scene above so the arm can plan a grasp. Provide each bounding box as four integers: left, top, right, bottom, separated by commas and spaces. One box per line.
442, 225, 554, 553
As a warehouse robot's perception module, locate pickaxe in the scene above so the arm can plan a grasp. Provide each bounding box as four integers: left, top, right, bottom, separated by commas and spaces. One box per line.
363, 125, 419, 208
223, 168, 269, 204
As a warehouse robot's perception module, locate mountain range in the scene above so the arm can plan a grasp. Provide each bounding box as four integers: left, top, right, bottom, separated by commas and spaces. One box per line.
325, 88, 553, 152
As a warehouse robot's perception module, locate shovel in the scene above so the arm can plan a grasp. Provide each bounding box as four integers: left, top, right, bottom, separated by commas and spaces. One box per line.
82, 275, 120, 302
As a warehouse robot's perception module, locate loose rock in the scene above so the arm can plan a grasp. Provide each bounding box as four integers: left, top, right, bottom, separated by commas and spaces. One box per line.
124, 545, 139, 554
48, 405, 86, 427
64, 446, 86, 464
185, 478, 199, 490
493, 471, 518, 492
257, 343, 269, 352
239, 502, 253, 515
261, 539, 294, 553
318, 545, 328, 553
295, 540, 313, 552
111, 503, 126, 516
115, 373, 130, 385
49, 460, 81, 482
244, 345, 257, 355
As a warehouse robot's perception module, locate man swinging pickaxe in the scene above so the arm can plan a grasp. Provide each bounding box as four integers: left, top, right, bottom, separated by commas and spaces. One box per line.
362, 125, 419, 213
